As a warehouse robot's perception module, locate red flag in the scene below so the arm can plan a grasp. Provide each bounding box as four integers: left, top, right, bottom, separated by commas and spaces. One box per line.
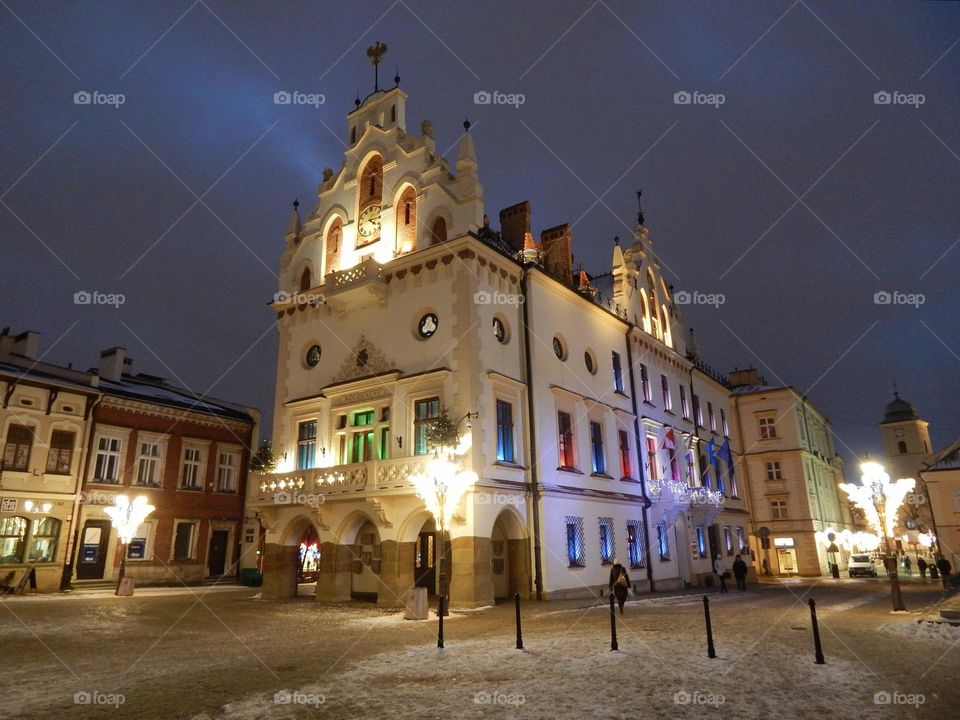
661, 428, 676, 450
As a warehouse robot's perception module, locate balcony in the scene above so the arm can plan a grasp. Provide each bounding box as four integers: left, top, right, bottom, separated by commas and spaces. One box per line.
323, 258, 387, 312
254, 455, 429, 504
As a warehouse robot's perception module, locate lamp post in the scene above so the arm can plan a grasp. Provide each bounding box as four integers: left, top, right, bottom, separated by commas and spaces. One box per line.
840, 461, 913, 612
104, 495, 155, 595
408, 409, 478, 624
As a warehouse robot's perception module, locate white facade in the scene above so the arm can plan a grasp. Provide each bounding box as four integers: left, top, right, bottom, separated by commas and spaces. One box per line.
246, 76, 752, 606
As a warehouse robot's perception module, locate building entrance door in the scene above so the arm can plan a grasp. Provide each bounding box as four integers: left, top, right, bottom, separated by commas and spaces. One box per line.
777, 548, 798, 575
413, 531, 436, 594
208, 530, 229, 576
76, 520, 111, 580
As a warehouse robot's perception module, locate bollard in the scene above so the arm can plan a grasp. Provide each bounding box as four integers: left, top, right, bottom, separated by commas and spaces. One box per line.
703, 595, 716, 659
438, 594, 445, 649
809, 598, 825, 664
610, 593, 619, 651
515, 593, 524, 649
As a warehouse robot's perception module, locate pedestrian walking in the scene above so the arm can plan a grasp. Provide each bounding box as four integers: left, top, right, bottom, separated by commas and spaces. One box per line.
937, 556, 952, 590
903, 555, 912, 576
917, 556, 928, 579
609, 558, 630, 616
713, 554, 729, 593
762, 558, 771, 576
733, 554, 748, 591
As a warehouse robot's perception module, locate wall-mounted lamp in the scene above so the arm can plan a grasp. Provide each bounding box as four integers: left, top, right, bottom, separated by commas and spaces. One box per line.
459, 411, 480, 430
397, 436, 403, 449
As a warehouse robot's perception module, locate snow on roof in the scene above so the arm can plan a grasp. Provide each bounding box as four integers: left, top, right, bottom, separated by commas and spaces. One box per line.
97, 376, 253, 422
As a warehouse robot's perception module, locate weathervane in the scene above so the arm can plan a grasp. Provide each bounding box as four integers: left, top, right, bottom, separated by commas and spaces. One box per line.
366, 42, 388, 91
636, 189, 645, 226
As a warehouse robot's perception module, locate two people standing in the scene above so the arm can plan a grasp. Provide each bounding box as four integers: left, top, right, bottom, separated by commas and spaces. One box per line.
714, 553, 749, 592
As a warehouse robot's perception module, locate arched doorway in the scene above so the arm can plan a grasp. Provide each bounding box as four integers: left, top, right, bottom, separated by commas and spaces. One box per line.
350, 520, 381, 602
489, 508, 530, 602
297, 525, 321, 583
413, 517, 438, 595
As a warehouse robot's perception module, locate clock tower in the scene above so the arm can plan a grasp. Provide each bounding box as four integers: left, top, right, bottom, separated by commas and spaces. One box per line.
878, 392, 934, 534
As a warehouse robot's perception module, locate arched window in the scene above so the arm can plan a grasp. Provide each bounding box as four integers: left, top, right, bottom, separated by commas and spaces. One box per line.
0, 516, 27, 564
661, 304, 673, 348
28, 517, 60, 562
430, 217, 448, 246
350, 126, 357, 144
639, 293, 651, 334
898, 440, 907, 454
396, 187, 417, 255
359, 155, 383, 209
325, 218, 343, 275
646, 270, 660, 339
299, 266, 311, 292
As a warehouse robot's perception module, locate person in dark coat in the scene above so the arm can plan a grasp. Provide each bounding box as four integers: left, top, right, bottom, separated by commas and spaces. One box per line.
937, 556, 952, 589
917, 556, 928, 579
732, 554, 748, 591
609, 559, 630, 615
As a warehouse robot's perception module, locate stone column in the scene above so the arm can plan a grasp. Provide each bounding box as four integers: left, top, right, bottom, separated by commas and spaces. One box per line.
261, 543, 299, 600
450, 536, 494, 608
377, 540, 416, 608
315, 543, 352, 602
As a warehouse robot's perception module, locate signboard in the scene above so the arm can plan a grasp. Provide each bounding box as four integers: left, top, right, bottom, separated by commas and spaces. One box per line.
0, 498, 17, 513
773, 537, 795, 548
756, 526, 771, 539
127, 539, 146, 560
80, 544, 99, 562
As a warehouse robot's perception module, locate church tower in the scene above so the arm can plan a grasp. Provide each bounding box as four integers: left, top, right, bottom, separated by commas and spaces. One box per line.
879, 392, 932, 481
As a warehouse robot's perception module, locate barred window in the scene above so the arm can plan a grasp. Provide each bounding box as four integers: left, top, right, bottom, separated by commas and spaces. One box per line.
656, 522, 670, 560
626, 520, 645, 568
565, 516, 585, 567
598, 517, 614, 564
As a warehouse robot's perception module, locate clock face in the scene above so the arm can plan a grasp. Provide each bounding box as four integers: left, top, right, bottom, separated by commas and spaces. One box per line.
894, 428, 905, 437
358, 205, 382, 238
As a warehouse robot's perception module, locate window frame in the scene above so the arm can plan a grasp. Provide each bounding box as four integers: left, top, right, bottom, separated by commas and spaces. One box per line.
45, 429, 76, 475
215, 447, 241, 493
171, 519, 198, 561
612, 351, 625, 394
179, 442, 208, 491
91, 433, 124, 485
626, 520, 645, 568
565, 516, 586, 567
3, 424, 34, 472
495, 399, 515, 463
758, 415, 778, 440
413, 396, 441, 456
598, 517, 615, 565
557, 411, 576, 470
589, 420, 606, 475
660, 375, 672, 412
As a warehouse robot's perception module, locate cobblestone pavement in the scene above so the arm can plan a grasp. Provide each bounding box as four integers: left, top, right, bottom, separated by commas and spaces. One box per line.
1, 578, 957, 719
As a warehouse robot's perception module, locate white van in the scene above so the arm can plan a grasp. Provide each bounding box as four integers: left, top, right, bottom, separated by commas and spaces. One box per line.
848, 554, 878, 578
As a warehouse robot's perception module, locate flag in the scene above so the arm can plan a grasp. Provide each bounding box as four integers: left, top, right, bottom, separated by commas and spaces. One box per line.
661, 428, 676, 450
719, 438, 735, 477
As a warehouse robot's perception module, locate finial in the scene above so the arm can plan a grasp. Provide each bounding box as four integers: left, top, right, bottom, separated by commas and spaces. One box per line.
613, 235, 620, 245
292, 199, 299, 211
463, 118, 471, 131
636, 189, 645, 226
354, 91, 361, 108
366, 41, 388, 92
394, 65, 400, 87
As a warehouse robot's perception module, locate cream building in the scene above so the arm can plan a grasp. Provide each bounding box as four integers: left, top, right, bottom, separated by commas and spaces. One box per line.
0, 330, 99, 593
729, 370, 855, 576
244, 61, 752, 607
920, 443, 960, 570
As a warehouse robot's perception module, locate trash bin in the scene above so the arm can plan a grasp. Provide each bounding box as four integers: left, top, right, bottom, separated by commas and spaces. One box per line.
240, 568, 263, 587
831, 563, 840, 579
404, 587, 428, 620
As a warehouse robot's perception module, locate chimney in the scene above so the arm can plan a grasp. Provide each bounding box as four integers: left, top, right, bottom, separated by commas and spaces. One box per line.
728, 367, 761, 388
12, 331, 39, 360
99, 347, 127, 382
0, 328, 13, 360
540, 224, 574, 285
498, 201, 531, 253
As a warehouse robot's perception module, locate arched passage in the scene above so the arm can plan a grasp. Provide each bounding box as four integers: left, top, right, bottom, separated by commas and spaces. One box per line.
490, 507, 531, 602
262, 514, 322, 600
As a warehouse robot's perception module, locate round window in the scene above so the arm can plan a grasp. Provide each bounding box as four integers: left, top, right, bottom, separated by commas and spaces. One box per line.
553, 336, 566, 360
418, 313, 439, 338
493, 317, 508, 344
584, 351, 595, 374
305, 345, 321, 367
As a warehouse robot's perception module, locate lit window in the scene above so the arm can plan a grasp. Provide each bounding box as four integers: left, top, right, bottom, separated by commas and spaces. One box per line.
599, 517, 614, 564
627, 520, 645, 568
656, 522, 670, 560
297, 420, 317, 469
721, 408, 729, 437
723, 526, 734, 555
680, 385, 690, 419
496, 400, 514, 463
695, 526, 707, 558
136, 441, 162, 487
558, 411, 575, 469
612, 352, 624, 393
28, 517, 60, 562
646, 435, 659, 480
414, 398, 440, 455
693, 395, 703, 427
173, 521, 196, 561
708, 402, 716, 432
640, 364, 652, 403
618, 430, 632, 479
590, 421, 605, 474
737, 526, 747, 553
0, 516, 27, 563
661, 375, 672, 411
180, 446, 204, 490
566, 516, 585, 567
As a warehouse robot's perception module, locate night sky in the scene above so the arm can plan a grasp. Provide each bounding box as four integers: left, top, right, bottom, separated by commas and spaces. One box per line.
2, 1, 958, 471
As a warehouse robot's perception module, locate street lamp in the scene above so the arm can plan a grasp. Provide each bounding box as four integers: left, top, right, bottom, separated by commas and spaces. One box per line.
104, 495, 155, 596
840, 461, 914, 612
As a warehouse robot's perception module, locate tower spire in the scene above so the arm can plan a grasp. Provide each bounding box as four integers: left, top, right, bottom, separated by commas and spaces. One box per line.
636, 189, 645, 226
366, 41, 388, 92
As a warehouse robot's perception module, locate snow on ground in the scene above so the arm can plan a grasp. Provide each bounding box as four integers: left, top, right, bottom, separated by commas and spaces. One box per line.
880, 620, 960, 643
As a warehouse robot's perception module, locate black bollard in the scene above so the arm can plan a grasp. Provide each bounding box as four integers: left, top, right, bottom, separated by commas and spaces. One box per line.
809, 598, 825, 664
515, 593, 524, 649
703, 595, 716, 658
438, 594, 445, 649
610, 593, 619, 651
